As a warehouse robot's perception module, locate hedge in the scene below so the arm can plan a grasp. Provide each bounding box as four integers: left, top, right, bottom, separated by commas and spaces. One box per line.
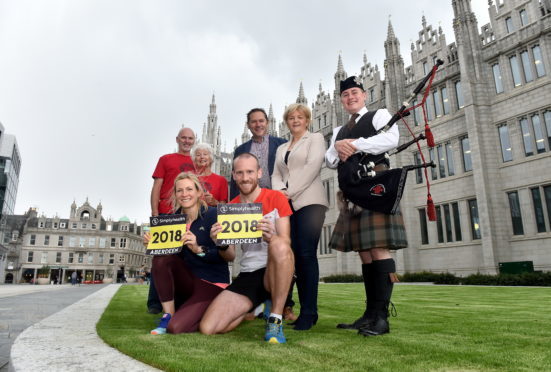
321, 271, 551, 286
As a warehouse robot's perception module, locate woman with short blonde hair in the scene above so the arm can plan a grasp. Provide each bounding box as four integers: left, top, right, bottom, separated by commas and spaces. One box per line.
191, 143, 229, 206
272, 103, 328, 330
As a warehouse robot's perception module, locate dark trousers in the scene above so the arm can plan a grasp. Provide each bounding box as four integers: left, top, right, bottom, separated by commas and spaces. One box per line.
152, 255, 223, 333
290, 204, 326, 316
147, 274, 161, 310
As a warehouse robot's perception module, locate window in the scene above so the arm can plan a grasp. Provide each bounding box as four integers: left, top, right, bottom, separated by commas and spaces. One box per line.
433, 90, 442, 117
109, 254, 115, 265
39, 221, 44, 228
505, 17, 514, 33
72, 223, 77, 229
441, 87, 450, 115
79, 237, 86, 248
78, 253, 84, 263
460, 137, 472, 171
91, 224, 96, 229
423, 61, 428, 75
532, 46, 545, 77
99, 253, 104, 264
468, 199, 481, 240
437, 144, 446, 178
120, 238, 127, 248
445, 142, 455, 176
520, 118, 534, 156
120, 225, 129, 231
30, 234, 36, 245
56, 252, 62, 263
88, 253, 94, 264
99, 238, 106, 248
323, 179, 333, 206
89, 237, 96, 247
455, 81, 464, 108
369, 88, 375, 103
519, 9, 528, 26
418, 208, 428, 245
544, 186, 551, 231
27, 251, 34, 263
119, 255, 125, 263
520, 51, 533, 83
498, 125, 513, 161
44, 235, 50, 245
492, 63, 504, 93
414, 153, 423, 184
60, 222, 66, 228
429, 148, 437, 180
435, 206, 444, 243
426, 95, 433, 121
412, 99, 419, 126
531, 188, 547, 232
508, 191, 524, 235
68, 252, 74, 263
82, 223, 87, 229
107, 224, 112, 231
443, 204, 453, 242
58, 236, 63, 246
530, 115, 546, 154
111, 238, 116, 248
545, 111, 551, 148
41, 252, 48, 264
452, 202, 462, 241
53, 222, 58, 229
509, 55, 522, 87
69, 236, 76, 247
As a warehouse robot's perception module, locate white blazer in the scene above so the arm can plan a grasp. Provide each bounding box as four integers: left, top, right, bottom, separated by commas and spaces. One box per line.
271, 132, 329, 211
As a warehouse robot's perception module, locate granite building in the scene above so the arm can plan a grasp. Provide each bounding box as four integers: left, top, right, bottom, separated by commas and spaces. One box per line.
4, 199, 151, 284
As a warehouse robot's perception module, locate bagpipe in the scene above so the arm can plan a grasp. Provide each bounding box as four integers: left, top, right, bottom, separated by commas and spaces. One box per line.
339, 59, 444, 220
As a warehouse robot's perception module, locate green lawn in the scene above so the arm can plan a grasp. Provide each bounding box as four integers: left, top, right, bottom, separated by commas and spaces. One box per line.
97, 284, 551, 372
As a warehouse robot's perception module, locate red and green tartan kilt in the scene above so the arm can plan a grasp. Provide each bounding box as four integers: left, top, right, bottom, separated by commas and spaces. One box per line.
329, 208, 408, 252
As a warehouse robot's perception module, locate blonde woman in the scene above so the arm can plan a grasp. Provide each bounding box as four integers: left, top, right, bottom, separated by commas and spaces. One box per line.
192, 143, 228, 206
272, 103, 328, 330
146, 172, 235, 334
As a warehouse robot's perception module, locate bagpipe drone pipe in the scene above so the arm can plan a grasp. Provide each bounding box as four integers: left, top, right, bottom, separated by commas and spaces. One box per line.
338, 59, 443, 220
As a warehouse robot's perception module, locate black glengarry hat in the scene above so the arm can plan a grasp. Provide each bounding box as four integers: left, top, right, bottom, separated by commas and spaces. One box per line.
340, 76, 364, 94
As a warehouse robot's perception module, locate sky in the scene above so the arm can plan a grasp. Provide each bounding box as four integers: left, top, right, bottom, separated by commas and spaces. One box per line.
0, 0, 490, 224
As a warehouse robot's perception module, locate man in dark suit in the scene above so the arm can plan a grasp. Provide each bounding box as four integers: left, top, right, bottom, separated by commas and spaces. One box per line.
230, 108, 287, 199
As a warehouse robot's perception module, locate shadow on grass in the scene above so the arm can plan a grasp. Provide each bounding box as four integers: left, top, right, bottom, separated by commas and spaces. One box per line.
97, 284, 551, 372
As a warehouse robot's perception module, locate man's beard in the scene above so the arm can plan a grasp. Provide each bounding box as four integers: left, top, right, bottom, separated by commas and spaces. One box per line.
238, 180, 259, 196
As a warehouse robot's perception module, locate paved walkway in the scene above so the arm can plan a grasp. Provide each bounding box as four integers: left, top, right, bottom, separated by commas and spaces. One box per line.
9, 284, 159, 371
0, 284, 105, 371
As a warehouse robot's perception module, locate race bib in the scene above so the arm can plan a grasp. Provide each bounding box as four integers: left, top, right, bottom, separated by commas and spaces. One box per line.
217, 203, 262, 245
146, 214, 186, 255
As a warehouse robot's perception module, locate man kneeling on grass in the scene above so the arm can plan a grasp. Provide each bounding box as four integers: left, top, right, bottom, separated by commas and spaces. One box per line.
200, 153, 294, 344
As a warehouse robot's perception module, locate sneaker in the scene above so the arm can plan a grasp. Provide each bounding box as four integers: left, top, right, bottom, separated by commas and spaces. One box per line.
261, 299, 272, 320
264, 317, 286, 344
151, 313, 171, 335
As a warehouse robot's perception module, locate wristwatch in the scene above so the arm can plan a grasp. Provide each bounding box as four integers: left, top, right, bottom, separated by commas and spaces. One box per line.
196, 246, 206, 257
218, 245, 230, 251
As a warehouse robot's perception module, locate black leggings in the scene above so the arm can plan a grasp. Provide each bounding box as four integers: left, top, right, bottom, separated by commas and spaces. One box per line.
152, 255, 223, 333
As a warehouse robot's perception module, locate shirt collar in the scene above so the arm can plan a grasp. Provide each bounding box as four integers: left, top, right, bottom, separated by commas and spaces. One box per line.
350, 106, 368, 123
252, 134, 269, 144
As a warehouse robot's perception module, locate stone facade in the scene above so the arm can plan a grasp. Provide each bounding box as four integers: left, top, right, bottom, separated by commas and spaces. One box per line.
206, 0, 551, 277
268, 0, 551, 277
3, 199, 151, 284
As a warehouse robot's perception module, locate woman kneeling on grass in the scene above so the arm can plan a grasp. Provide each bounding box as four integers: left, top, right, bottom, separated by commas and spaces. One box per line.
144, 172, 235, 334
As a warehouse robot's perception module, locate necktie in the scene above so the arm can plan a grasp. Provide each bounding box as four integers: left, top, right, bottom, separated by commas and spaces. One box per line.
347, 113, 360, 129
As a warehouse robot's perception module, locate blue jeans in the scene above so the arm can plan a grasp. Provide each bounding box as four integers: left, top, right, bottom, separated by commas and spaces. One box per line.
290, 204, 326, 316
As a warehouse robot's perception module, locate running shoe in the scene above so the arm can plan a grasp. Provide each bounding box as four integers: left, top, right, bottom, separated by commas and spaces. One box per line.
264, 316, 286, 344
151, 313, 171, 335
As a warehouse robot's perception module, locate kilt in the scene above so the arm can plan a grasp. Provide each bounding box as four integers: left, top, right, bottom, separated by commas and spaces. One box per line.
329, 207, 408, 252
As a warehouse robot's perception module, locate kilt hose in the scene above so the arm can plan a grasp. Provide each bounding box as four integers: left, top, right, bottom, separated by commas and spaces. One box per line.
329, 207, 408, 252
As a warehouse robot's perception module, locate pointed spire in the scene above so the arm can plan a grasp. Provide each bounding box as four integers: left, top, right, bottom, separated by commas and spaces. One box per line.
363, 52, 368, 65
422, 14, 427, 28
319, 81, 323, 92
211, 93, 215, 104
387, 19, 395, 39
296, 82, 307, 105
269, 103, 274, 117
337, 54, 344, 74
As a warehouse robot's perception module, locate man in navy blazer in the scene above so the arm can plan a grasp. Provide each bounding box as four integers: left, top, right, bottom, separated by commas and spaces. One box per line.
230, 108, 287, 199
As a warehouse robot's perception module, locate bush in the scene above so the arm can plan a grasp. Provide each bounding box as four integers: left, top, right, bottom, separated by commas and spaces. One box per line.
399, 271, 459, 284
322, 274, 362, 283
